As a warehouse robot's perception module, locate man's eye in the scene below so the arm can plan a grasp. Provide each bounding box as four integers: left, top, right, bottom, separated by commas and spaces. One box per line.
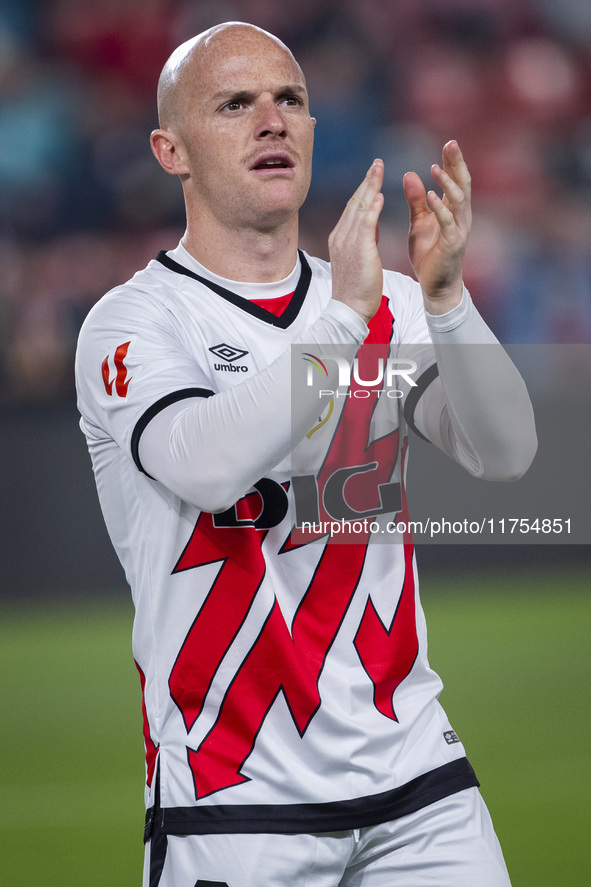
225, 100, 243, 111
282, 95, 301, 106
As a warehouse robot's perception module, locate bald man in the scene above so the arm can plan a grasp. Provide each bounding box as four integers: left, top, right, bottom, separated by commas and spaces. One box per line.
76, 21, 535, 887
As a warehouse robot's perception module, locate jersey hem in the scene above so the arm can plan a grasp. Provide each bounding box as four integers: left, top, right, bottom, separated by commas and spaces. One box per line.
144, 757, 479, 840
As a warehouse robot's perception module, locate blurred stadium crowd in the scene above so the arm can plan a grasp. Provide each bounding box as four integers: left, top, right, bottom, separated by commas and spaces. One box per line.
1, 0, 591, 404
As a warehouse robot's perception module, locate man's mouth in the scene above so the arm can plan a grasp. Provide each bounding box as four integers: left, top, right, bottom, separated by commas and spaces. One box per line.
251, 154, 294, 171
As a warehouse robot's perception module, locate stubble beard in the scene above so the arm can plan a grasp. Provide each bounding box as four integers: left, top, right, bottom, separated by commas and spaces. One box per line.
192, 173, 311, 237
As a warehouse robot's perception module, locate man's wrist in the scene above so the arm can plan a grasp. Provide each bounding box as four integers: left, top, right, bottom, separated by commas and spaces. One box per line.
422, 281, 464, 316
425, 285, 471, 333
325, 299, 370, 342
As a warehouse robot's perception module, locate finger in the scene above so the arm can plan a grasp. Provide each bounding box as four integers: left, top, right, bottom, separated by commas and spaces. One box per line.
331, 160, 384, 242
348, 158, 384, 214
341, 186, 384, 245
425, 189, 456, 233
403, 171, 430, 221
441, 140, 471, 195
430, 164, 465, 208
430, 164, 472, 227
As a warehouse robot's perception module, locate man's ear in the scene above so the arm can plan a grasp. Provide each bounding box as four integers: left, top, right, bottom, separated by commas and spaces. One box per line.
150, 129, 189, 176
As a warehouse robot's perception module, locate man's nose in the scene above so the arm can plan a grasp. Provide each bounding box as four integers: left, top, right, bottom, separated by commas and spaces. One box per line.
255, 99, 287, 138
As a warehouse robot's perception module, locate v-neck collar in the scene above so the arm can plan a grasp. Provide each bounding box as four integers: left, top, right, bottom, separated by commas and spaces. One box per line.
155, 249, 312, 329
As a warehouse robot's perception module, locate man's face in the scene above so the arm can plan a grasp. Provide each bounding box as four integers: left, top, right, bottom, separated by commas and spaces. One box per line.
170, 30, 316, 233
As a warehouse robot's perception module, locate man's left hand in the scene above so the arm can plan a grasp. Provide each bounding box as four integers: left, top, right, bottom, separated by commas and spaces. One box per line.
403, 140, 472, 315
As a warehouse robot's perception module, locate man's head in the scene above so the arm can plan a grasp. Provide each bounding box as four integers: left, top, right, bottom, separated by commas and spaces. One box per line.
151, 22, 316, 235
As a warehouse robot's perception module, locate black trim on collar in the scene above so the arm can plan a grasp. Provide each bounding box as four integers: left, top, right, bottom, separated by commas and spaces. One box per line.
404, 362, 439, 443
131, 387, 214, 477
155, 249, 312, 329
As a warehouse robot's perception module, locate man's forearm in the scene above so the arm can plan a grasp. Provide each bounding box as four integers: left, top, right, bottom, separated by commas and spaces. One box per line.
138, 302, 367, 511
417, 290, 537, 481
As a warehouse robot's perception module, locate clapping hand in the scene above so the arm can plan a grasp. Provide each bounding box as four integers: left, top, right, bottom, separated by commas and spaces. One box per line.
403, 140, 472, 315
328, 159, 385, 324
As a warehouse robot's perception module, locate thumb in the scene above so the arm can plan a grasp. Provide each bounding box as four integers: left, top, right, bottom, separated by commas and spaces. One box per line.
403, 171, 430, 220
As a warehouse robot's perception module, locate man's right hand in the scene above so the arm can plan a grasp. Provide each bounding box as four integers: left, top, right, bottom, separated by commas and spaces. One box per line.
328, 159, 385, 324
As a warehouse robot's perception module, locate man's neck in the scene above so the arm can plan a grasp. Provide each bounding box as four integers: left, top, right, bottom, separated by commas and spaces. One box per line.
181, 215, 300, 283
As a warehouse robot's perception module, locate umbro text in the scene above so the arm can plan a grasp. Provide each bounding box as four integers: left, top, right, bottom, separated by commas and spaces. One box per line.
214, 363, 248, 372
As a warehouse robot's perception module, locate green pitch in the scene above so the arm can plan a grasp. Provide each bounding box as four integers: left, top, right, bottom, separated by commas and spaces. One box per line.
1, 565, 589, 886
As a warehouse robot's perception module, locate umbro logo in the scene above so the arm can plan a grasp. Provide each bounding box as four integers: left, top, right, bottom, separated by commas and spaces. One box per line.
209, 343, 249, 362
209, 343, 249, 374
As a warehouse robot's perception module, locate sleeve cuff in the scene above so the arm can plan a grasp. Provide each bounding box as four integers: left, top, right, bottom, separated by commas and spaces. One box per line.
323, 300, 370, 343
425, 286, 472, 333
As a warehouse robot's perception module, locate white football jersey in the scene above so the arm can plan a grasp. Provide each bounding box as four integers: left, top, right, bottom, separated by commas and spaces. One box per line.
76, 244, 478, 840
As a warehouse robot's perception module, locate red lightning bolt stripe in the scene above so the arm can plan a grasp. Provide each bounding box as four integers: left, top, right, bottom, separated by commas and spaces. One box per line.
187, 535, 369, 798
169, 493, 268, 732
136, 661, 159, 787
354, 438, 418, 721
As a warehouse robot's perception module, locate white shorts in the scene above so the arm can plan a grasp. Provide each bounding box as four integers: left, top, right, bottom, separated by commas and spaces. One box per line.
144, 787, 511, 887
